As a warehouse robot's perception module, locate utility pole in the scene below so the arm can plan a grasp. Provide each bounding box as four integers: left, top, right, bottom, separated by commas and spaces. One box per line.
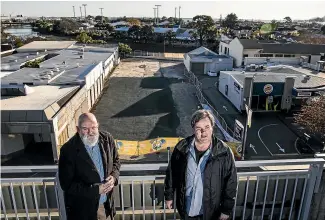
153, 8, 157, 24
82, 4, 87, 19
100, 8, 104, 23
72, 6, 76, 18
179, 6, 181, 27
175, 7, 177, 19
155, 5, 161, 23
241, 75, 256, 161
80, 6, 83, 19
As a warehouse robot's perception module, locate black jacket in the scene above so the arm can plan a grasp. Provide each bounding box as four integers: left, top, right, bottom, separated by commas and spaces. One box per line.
58, 131, 121, 220
164, 135, 237, 220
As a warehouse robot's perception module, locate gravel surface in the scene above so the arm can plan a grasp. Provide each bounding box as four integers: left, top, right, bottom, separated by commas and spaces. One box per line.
92, 59, 198, 142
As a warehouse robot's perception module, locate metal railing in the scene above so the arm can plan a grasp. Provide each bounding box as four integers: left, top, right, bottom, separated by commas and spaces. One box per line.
1, 158, 324, 220
183, 68, 234, 136
124, 50, 184, 61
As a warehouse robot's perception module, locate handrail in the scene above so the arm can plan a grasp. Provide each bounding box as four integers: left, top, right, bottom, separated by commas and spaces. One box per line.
2, 158, 324, 174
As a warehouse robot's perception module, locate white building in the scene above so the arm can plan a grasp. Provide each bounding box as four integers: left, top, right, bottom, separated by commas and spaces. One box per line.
184, 46, 233, 75
219, 38, 325, 67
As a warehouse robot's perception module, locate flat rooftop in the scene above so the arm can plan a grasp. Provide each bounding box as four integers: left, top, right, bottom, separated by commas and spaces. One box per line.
224, 71, 325, 89
39, 48, 113, 69
16, 41, 76, 52
1, 51, 49, 71
1, 85, 79, 111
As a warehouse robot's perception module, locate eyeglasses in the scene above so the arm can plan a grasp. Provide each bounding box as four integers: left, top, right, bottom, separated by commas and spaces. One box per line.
194, 126, 211, 133
80, 126, 99, 132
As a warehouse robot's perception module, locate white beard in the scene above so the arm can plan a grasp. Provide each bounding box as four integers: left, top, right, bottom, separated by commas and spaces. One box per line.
81, 134, 99, 147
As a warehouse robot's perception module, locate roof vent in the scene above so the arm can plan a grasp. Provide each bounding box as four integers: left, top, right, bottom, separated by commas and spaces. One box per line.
44, 49, 47, 52
76, 63, 80, 67
15, 59, 18, 62
80, 55, 84, 59
36, 52, 39, 55
26, 56, 29, 58
55, 67, 60, 72
62, 61, 66, 65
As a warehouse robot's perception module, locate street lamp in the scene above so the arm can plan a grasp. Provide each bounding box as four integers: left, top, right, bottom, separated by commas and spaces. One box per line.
155, 5, 161, 23
241, 73, 257, 160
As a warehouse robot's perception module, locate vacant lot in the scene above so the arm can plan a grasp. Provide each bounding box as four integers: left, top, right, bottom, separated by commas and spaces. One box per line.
92, 58, 199, 142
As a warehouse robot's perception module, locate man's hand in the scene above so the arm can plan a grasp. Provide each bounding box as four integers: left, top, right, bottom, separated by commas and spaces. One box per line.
219, 213, 229, 220
165, 200, 173, 209
107, 175, 115, 187
99, 182, 111, 194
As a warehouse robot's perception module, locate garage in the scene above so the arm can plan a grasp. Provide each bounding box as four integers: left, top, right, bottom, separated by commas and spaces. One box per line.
191, 62, 205, 74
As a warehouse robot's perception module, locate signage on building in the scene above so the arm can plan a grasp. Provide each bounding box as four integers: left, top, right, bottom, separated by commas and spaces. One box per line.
267, 96, 274, 103
234, 120, 244, 141
263, 84, 273, 95
297, 92, 312, 97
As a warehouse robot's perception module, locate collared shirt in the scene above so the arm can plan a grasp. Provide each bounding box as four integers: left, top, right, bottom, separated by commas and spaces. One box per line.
185, 139, 211, 216
85, 143, 107, 205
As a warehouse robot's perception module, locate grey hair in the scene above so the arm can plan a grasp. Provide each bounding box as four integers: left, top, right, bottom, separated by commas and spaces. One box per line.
78, 113, 98, 127
191, 109, 215, 128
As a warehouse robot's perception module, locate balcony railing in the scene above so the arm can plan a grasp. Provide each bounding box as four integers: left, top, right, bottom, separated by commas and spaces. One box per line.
1, 158, 324, 220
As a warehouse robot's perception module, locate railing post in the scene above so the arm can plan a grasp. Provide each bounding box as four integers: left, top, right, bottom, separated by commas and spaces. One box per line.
55, 173, 66, 220
300, 163, 321, 220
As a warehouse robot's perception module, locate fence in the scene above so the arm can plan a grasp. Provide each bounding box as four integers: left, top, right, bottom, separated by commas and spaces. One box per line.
183, 68, 235, 137
124, 50, 184, 61
301, 62, 319, 71
1, 158, 324, 220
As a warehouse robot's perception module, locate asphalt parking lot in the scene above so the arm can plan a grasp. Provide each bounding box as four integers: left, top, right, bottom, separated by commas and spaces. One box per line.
200, 76, 303, 159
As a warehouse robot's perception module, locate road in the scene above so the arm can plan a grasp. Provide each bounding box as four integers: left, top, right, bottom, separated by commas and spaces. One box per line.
200, 76, 301, 159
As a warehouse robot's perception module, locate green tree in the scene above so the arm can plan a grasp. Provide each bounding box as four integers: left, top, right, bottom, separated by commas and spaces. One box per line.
128, 25, 142, 41
105, 24, 114, 33
165, 30, 176, 45
284, 16, 292, 23
161, 16, 167, 21
321, 25, 325, 35
222, 13, 238, 29
141, 25, 154, 43
76, 32, 93, 43
14, 38, 24, 48
22, 58, 45, 68
192, 15, 215, 46
271, 20, 278, 31
118, 43, 132, 58
53, 18, 79, 34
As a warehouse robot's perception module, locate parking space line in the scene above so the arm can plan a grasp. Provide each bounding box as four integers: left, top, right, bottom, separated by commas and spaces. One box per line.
294, 138, 301, 155
258, 124, 278, 156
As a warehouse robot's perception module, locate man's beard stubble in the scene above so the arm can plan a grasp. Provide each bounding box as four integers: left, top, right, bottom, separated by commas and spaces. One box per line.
81, 133, 99, 147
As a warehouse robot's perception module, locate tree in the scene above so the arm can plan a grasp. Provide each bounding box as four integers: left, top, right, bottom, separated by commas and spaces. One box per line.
76, 32, 93, 43
165, 30, 176, 45
161, 16, 167, 21
126, 18, 141, 26
22, 58, 45, 68
321, 25, 325, 35
294, 96, 325, 148
105, 24, 114, 33
222, 13, 238, 29
141, 25, 154, 43
14, 38, 24, 48
118, 43, 132, 58
128, 25, 142, 41
271, 20, 278, 31
192, 15, 215, 46
53, 18, 80, 34
284, 16, 292, 23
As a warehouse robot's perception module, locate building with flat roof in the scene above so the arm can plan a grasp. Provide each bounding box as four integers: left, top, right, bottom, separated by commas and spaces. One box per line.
1, 41, 119, 164
218, 68, 325, 112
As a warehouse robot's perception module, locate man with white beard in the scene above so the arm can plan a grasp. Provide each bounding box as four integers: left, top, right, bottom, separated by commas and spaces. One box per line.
59, 113, 120, 220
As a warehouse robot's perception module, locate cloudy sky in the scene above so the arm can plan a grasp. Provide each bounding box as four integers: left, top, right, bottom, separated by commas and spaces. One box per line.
1, 0, 325, 20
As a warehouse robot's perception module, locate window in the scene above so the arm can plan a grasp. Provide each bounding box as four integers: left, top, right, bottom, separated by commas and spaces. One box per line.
225, 85, 229, 96
254, 54, 260, 57
275, 54, 283, 57
220, 45, 223, 53
243, 54, 248, 57
284, 54, 295, 57
224, 47, 227, 54
260, 54, 273, 57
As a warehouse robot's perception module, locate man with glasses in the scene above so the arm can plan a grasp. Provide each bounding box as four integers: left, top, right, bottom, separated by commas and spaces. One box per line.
164, 110, 237, 220
59, 113, 120, 220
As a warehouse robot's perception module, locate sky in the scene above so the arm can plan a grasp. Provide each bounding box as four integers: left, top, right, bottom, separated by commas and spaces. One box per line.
1, 0, 325, 21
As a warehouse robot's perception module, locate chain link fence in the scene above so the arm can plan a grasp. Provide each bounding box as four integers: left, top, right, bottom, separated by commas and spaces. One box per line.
183, 68, 234, 136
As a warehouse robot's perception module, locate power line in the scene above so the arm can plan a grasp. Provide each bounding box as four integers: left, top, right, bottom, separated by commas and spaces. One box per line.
82, 4, 87, 19
155, 5, 161, 23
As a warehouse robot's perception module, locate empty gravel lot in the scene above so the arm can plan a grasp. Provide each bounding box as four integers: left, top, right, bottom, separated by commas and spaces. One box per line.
92, 58, 199, 141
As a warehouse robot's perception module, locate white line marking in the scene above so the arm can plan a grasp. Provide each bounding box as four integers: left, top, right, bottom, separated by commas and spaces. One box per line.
276, 142, 285, 153
250, 144, 258, 154
258, 124, 278, 156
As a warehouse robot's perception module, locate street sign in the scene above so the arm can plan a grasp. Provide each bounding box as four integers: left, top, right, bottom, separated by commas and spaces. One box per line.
234, 120, 244, 141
